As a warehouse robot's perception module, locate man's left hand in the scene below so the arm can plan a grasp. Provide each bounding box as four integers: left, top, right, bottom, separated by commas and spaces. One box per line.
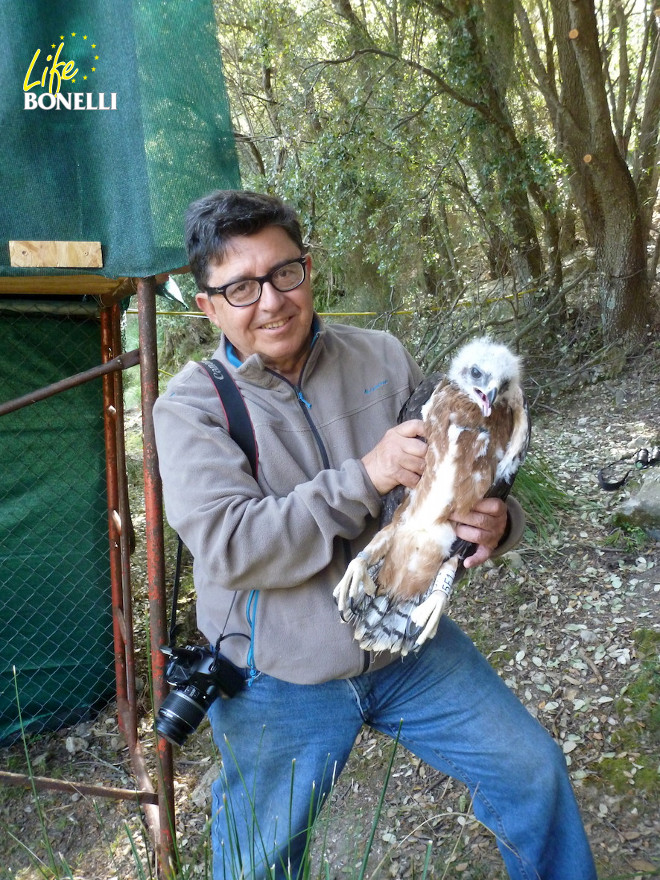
452, 497, 509, 569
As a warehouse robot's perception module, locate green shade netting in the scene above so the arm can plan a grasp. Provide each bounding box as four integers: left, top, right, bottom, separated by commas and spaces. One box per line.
0, 0, 241, 743
0, 0, 240, 279
0, 313, 114, 743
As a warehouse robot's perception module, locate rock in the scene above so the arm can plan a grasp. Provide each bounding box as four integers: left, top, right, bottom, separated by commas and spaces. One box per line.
190, 764, 218, 808
502, 550, 525, 570
109, 733, 126, 751
65, 735, 87, 754
579, 629, 598, 644
615, 470, 660, 538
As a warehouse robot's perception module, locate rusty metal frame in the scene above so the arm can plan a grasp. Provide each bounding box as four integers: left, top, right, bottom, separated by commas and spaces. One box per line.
137, 277, 176, 873
0, 284, 176, 878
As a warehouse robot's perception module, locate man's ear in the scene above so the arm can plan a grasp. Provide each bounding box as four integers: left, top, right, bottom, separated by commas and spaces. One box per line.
196, 291, 222, 329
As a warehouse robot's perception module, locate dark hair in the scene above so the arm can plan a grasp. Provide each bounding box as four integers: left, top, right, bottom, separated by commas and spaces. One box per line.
185, 190, 305, 288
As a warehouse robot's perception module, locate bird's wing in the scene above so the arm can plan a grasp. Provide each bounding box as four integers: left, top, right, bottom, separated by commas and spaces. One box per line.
446, 389, 531, 564
380, 372, 447, 528
398, 371, 446, 423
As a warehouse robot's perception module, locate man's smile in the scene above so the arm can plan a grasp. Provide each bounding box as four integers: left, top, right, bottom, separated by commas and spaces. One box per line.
260, 317, 291, 331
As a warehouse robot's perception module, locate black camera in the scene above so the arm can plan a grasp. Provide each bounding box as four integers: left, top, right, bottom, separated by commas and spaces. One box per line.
155, 645, 245, 746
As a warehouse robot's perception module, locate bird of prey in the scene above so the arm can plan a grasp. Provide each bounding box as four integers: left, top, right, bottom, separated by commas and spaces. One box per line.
334, 337, 531, 656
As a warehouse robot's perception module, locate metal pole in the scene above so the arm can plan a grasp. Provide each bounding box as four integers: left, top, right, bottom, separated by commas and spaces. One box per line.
111, 304, 139, 738
101, 308, 131, 745
137, 277, 175, 879
0, 770, 159, 806
0, 349, 140, 417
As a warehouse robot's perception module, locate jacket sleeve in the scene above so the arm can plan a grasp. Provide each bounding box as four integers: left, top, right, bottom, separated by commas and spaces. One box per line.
495, 496, 526, 556
153, 358, 416, 594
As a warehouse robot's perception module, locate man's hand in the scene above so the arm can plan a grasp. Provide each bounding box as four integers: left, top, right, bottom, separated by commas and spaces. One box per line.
452, 497, 509, 569
361, 420, 427, 495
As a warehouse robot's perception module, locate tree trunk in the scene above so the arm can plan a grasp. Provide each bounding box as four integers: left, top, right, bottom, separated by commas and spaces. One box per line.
456, 0, 547, 294
585, 149, 651, 339
634, 12, 660, 238
560, 0, 651, 342
518, 0, 653, 343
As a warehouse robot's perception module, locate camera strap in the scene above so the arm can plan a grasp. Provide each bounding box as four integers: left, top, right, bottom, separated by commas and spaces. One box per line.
198, 359, 258, 480
598, 446, 660, 491
169, 360, 258, 648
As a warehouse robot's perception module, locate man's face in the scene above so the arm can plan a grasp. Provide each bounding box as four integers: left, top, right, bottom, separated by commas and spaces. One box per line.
195, 225, 314, 382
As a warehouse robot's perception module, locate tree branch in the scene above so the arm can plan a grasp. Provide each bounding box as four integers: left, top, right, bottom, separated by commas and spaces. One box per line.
511, 267, 591, 345
307, 49, 494, 120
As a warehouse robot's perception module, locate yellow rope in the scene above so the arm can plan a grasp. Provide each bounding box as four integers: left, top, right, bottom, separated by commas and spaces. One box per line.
125, 288, 530, 321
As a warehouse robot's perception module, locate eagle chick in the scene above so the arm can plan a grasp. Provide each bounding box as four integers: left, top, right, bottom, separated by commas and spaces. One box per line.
334, 337, 531, 656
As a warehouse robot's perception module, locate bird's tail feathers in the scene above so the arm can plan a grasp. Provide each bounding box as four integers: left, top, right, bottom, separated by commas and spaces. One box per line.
334, 554, 460, 657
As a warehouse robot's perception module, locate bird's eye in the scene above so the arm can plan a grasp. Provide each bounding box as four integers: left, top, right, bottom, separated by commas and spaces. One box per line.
470, 366, 482, 380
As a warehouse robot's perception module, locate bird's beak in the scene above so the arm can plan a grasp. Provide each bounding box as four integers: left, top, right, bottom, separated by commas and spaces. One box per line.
476, 384, 498, 417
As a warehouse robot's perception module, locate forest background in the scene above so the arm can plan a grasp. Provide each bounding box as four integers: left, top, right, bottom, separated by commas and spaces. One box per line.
160, 0, 660, 371
2, 2, 659, 878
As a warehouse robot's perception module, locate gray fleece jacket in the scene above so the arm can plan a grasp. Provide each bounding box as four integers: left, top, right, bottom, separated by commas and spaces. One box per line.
153, 320, 524, 684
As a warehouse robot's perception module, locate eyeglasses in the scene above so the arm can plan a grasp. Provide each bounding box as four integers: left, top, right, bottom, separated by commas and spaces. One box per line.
202, 256, 308, 308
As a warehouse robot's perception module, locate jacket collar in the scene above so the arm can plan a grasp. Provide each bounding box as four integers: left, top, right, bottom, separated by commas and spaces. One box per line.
216, 314, 326, 386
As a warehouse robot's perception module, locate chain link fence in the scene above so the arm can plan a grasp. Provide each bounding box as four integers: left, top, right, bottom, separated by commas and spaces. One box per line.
0, 300, 115, 745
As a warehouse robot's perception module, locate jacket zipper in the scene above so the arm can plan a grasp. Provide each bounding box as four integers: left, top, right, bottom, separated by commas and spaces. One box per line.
270, 362, 371, 674
267, 340, 330, 468
245, 589, 259, 684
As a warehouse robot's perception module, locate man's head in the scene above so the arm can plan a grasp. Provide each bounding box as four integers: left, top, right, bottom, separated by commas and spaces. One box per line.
188, 190, 314, 383
185, 190, 305, 289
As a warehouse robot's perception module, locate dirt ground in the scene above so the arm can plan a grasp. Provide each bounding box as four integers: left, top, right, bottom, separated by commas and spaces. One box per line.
1, 339, 658, 880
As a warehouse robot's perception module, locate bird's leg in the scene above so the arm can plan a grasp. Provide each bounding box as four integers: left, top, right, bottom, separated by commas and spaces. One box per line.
334, 552, 370, 619
334, 527, 393, 616
409, 557, 460, 648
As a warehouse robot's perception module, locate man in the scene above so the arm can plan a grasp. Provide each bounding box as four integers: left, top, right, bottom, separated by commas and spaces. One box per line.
153, 190, 596, 880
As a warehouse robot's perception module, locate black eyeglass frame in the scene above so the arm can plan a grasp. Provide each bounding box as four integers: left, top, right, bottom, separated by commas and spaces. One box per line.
201, 255, 308, 308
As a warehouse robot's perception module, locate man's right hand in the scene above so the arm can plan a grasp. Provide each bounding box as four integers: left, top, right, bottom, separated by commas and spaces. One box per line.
361, 420, 427, 495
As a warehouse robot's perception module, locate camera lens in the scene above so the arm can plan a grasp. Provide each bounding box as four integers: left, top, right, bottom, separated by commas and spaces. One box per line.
155, 689, 206, 746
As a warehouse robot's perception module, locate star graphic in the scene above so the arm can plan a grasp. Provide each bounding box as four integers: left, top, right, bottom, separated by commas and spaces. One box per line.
51, 43, 56, 48
95, 55, 99, 60
71, 32, 76, 36
83, 75, 87, 80
83, 35, 87, 39
91, 67, 96, 71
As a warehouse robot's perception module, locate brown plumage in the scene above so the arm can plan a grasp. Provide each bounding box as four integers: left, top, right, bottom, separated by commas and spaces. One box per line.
334, 337, 531, 656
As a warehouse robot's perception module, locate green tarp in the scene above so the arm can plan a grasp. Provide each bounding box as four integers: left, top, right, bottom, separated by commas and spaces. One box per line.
0, 0, 241, 741
0, 0, 240, 279
0, 312, 114, 743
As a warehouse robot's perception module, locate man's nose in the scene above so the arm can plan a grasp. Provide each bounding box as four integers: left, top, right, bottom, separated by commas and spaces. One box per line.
259, 280, 286, 309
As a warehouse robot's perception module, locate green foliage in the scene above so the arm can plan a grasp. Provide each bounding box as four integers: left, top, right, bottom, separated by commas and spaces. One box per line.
602, 524, 649, 554
214, 0, 658, 345
219, 0, 548, 328
512, 452, 570, 543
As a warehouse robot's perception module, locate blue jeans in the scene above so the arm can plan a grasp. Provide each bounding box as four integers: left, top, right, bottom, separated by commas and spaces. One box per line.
207, 616, 596, 880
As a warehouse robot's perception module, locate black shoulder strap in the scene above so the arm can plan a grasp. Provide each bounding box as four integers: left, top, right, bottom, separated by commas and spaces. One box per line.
198, 359, 258, 479
168, 360, 257, 648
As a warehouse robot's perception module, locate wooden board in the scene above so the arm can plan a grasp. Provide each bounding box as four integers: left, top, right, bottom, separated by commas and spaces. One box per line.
9, 240, 103, 269
0, 274, 132, 304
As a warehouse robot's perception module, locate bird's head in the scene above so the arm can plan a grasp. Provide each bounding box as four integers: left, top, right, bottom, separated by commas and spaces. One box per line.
448, 337, 522, 417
